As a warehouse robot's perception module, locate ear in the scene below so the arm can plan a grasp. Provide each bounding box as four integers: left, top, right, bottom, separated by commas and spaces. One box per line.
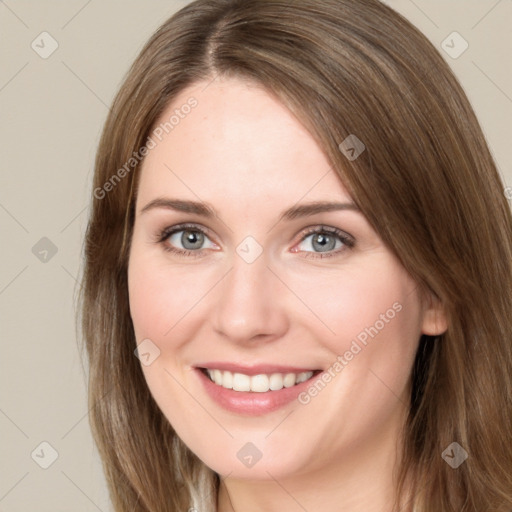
421, 291, 448, 336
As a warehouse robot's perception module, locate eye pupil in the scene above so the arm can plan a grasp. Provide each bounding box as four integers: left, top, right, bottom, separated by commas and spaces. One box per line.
312, 233, 336, 252
182, 230, 204, 250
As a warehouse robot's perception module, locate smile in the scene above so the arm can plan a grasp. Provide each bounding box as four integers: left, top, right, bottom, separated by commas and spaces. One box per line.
200, 368, 320, 392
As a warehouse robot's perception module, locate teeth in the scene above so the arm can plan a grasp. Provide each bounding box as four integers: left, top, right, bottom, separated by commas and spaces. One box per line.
205, 369, 314, 392
295, 371, 312, 384
213, 369, 223, 386
251, 374, 269, 392
233, 372, 251, 391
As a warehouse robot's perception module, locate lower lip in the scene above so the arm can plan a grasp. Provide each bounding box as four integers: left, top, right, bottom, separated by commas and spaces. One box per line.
194, 368, 320, 416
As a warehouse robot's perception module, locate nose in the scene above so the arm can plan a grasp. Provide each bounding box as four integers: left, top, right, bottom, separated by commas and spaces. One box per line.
211, 248, 289, 345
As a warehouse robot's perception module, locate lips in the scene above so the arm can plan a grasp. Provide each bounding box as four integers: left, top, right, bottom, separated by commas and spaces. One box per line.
193, 362, 323, 415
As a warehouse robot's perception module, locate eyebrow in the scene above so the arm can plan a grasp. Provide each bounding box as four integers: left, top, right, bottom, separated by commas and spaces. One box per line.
139, 198, 360, 221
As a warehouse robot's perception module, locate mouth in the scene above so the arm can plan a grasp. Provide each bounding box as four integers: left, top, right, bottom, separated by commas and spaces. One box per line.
198, 367, 323, 393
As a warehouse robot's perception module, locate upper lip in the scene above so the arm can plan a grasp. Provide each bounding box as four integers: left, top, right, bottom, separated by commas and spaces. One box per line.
195, 362, 322, 376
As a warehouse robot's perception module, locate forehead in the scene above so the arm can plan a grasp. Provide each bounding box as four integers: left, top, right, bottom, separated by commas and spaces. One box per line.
136, 77, 352, 213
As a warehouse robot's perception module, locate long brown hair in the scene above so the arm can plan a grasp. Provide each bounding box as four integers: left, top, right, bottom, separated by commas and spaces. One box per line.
77, 0, 512, 510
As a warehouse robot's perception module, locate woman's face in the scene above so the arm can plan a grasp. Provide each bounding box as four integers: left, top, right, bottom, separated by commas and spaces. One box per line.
127, 77, 445, 480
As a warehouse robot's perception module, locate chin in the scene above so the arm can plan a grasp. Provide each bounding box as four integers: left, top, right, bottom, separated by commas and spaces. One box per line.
188, 435, 316, 481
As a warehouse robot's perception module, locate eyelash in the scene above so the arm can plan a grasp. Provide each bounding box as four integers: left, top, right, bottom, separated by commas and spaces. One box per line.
154, 223, 355, 259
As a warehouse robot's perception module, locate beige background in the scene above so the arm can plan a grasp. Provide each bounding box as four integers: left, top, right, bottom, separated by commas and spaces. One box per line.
1, 1, 510, 510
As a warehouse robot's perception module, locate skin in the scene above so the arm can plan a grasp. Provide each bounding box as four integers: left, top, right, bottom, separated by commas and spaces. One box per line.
127, 76, 447, 512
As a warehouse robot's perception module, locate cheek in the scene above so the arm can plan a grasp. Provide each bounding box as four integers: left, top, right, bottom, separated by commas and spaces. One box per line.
128, 249, 208, 341
127, 250, 210, 446
294, 257, 422, 358
307, 260, 423, 425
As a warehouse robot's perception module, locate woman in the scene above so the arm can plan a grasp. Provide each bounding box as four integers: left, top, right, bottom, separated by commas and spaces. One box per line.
77, 0, 512, 510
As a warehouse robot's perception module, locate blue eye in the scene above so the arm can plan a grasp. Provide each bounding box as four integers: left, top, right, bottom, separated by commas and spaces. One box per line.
157, 224, 216, 258
155, 224, 355, 259
292, 226, 355, 259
